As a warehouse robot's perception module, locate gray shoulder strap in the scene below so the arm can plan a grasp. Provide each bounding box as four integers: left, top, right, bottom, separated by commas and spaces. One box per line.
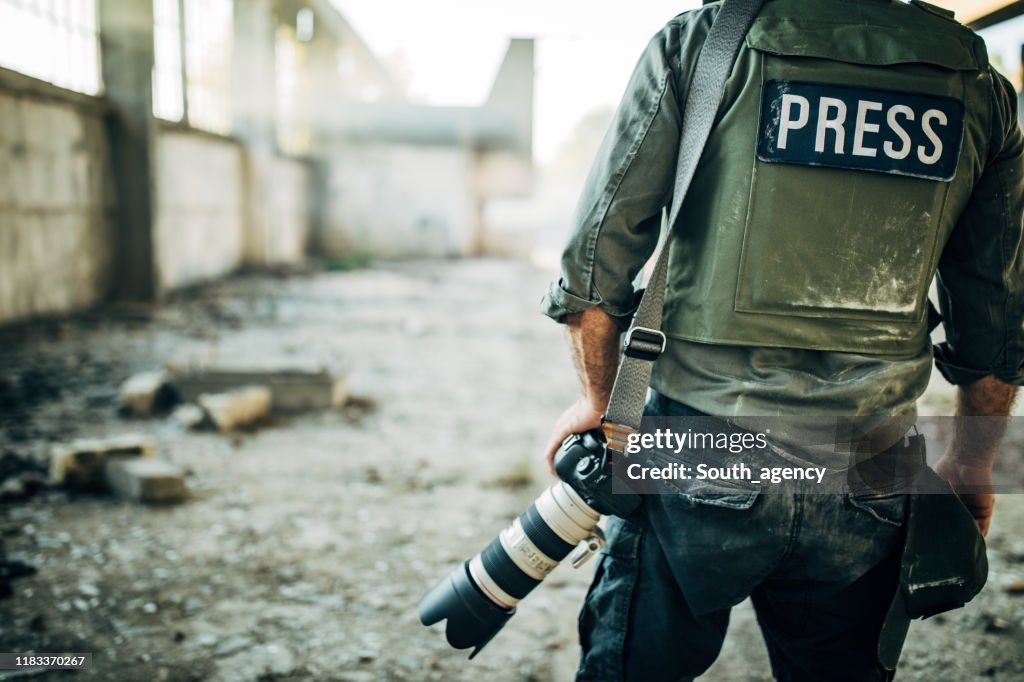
603, 0, 764, 445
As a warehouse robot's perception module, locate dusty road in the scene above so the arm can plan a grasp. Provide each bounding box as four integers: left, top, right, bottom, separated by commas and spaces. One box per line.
1, 260, 1023, 681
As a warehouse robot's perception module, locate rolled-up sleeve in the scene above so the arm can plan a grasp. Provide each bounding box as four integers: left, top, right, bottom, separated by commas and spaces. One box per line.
934, 70, 1024, 385
540, 13, 706, 329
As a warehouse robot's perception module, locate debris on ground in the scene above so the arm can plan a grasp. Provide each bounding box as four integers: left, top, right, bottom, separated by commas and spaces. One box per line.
104, 457, 188, 504
0, 472, 48, 503
118, 371, 179, 417
167, 359, 347, 413
197, 386, 272, 432
170, 403, 206, 430
490, 459, 534, 490
341, 394, 378, 423
45, 434, 187, 505
0, 450, 49, 502
982, 614, 1014, 634
49, 435, 155, 488
1, 262, 1022, 681
0, 552, 37, 599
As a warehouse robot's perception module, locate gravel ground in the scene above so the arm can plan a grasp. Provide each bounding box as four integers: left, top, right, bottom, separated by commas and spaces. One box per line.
1, 259, 1022, 681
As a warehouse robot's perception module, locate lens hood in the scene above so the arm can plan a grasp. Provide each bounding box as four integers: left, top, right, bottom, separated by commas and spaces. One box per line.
417, 561, 515, 658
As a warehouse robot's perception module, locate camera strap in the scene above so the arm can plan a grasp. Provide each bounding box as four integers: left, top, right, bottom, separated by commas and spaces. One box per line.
602, 0, 765, 453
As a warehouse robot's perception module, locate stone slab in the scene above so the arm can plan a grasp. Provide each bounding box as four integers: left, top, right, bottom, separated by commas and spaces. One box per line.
166, 362, 347, 413
104, 457, 187, 504
119, 370, 179, 417
50, 435, 155, 487
198, 386, 272, 431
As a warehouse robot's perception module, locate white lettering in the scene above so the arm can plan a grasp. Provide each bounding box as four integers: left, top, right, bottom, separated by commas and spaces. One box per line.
918, 109, 947, 164
883, 105, 914, 160
815, 97, 847, 154
778, 94, 810, 150
852, 100, 883, 157
758, 467, 828, 484
625, 432, 641, 455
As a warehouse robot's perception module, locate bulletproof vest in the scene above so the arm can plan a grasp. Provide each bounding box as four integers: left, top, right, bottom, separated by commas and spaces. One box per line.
664, 0, 993, 356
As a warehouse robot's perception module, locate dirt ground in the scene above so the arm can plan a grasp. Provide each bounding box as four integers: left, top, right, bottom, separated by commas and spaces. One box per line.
1, 259, 1023, 681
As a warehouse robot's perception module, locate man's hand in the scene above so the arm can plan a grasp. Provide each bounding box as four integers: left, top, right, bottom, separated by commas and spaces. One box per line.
546, 307, 621, 476
935, 375, 1017, 536
933, 456, 995, 535
543, 397, 606, 476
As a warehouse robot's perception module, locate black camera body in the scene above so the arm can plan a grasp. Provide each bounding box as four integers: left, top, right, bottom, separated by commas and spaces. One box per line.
555, 429, 642, 519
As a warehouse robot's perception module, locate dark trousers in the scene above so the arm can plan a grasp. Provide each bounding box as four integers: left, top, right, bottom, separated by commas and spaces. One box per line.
576, 392, 906, 682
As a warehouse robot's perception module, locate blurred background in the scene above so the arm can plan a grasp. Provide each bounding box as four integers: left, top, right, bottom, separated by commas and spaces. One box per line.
0, 1, 1022, 680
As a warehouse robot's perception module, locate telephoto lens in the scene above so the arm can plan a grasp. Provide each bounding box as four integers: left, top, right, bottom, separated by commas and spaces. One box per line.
418, 429, 640, 658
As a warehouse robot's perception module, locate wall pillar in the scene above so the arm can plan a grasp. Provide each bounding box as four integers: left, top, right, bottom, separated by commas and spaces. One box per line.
98, 0, 157, 299
233, 0, 278, 265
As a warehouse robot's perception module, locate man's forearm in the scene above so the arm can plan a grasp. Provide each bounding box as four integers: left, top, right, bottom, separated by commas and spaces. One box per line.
566, 307, 621, 412
948, 375, 1018, 466
541, 307, 623, 472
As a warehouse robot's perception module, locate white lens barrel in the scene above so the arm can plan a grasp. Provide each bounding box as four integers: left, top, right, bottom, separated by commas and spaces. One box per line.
535, 482, 601, 545
499, 518, 559, 581
467, 482, 603, 611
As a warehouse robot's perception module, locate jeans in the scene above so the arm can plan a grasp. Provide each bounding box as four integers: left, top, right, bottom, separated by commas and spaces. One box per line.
576, 392, 907, 682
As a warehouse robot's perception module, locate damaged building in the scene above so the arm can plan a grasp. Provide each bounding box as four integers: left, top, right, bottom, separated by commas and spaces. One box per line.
1, 0, 1024, 680
0, 0, 533, 324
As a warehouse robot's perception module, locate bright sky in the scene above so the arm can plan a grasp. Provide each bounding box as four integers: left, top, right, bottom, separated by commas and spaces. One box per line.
330, 0, 701, 163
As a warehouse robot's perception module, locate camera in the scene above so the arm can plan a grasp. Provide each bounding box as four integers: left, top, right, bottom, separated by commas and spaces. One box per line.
417, 428, 641, 658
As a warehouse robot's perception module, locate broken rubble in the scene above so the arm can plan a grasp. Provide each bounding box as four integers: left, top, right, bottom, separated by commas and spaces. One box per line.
49, 435, 155, 488
170, 404, 206, 430
166, 360, 347, 413
119, 371, 179, 417
198, 386, 272, 431
104, 458, 188, 505
0, 473, 48, 502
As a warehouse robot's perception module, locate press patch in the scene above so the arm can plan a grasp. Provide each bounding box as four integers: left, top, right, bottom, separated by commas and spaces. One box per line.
757, 80, 964, 181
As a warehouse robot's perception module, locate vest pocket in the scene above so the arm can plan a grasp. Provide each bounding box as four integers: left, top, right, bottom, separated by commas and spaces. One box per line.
734, 161, 950, 323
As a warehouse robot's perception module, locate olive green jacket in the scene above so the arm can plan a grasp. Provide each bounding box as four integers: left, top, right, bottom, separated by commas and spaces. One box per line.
543, 0, 1024, 412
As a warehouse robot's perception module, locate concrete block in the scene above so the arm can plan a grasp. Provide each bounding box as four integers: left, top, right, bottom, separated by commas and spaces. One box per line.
171, 403, 206, 430
167, 361, 347, 413
119, 371, 179, 417
104, 458, 187, 504
198, 386, 272, 431
49, 435, 155, 488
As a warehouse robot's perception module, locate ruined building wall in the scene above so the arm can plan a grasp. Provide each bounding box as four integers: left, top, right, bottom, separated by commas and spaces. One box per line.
153, 127, 312, 293
0, 75, 313, 316
267, 155, 312, 265
154, 128, 246, 293
317, 144, 476, 258
0, 71, 115, 324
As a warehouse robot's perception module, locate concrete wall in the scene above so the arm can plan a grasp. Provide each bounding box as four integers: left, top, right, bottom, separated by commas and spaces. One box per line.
154, 127, 246, 293
0, 92, 313, 319
154, 128, 312, 291
267, 156, 312, 264
317, 144, 477, 258
0, 75, 115, 324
